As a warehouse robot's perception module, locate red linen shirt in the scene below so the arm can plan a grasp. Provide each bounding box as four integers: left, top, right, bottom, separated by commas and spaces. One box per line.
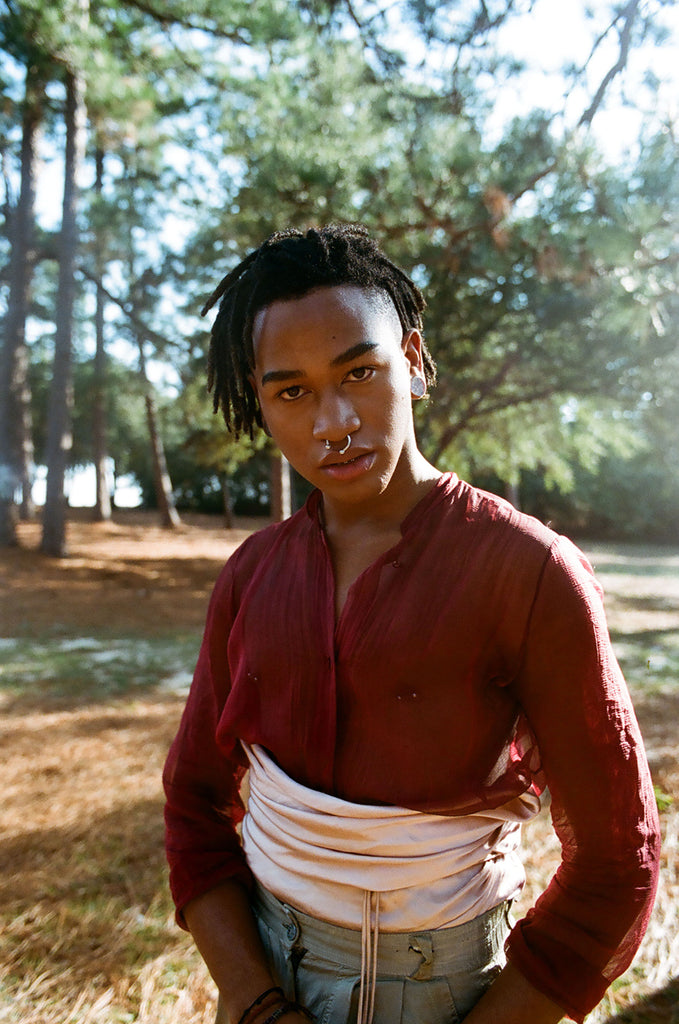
163, 473, 660, 1023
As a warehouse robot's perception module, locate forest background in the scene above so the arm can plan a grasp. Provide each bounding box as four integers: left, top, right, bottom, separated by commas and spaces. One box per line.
0, 0, 678, 551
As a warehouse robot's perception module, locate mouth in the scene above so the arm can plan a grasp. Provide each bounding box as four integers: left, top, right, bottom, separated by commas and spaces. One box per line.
319, 450, 376, 481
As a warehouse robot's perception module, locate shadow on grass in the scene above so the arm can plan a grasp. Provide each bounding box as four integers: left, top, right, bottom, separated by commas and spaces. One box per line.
0, 633, 196, 714
0, 688, 191, 1013
0, 675, 190, 715
603, 977, 679, 1023
0, 794, 179, 994
586, 543, 679, 576
609, 627, 679, 647
611, 594, 679, 614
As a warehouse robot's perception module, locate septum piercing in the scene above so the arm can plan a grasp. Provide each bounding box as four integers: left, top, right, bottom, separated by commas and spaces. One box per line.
325, 435, 351, 455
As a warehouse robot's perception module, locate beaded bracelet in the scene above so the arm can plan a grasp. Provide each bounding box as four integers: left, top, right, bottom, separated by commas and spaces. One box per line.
237, 987, 285, 1024
260, 1001, 315, 1024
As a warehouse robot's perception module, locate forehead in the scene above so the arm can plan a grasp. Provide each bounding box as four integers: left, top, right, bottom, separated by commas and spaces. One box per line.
252, 285, 402, 364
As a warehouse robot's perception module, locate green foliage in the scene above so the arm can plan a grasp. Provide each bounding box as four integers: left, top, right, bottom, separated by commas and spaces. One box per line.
1, 0, 678, 534
653, 785, 673, 813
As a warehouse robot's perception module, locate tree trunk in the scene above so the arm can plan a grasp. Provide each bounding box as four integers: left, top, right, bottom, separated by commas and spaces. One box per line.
136, 341, 181, 529
41, 69, 86, 556
270, 451, 292, 522
144, 389, 181, 529
91, 146, 112, 522
0, 63, 42, 545
221, 475, 234, 528
505, 480, 521, 510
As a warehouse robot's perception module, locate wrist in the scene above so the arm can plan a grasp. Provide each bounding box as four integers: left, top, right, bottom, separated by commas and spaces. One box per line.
238, 986, 285, 1024
238, 986, 315, 1024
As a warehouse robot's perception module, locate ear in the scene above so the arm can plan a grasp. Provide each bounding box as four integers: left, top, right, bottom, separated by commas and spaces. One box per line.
402, 328, 425, 378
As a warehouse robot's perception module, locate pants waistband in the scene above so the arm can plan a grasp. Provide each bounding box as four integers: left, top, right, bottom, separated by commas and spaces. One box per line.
252, 882, 511, 977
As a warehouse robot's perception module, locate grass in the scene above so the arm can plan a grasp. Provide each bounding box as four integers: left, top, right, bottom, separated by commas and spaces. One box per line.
1, 534, 678, 1023
0, 633, 197, 709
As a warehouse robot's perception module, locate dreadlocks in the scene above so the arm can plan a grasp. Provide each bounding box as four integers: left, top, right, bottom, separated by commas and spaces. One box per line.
201, 223, 437, 437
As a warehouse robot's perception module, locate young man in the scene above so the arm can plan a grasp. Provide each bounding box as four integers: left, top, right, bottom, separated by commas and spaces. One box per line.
164, 224, 660, 1024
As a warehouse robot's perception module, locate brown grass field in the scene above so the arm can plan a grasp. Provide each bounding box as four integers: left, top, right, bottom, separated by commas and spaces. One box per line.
1, 510, 677, 1023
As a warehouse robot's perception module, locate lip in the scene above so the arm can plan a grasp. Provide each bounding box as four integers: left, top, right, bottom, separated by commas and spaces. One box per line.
319, 450, 376, 481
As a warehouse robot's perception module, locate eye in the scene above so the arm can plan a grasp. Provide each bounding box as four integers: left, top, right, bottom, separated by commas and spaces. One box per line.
278, 384, 306, 401
345, 366, 375, 383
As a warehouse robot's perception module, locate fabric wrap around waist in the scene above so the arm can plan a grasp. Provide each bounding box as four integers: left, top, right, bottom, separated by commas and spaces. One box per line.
240, 742, 539, 932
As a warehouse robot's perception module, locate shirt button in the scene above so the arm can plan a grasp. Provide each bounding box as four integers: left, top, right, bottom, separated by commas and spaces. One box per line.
392, 559, 401, 568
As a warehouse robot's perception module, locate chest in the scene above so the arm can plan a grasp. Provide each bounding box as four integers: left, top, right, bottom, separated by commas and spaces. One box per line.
331, 528, 403, 619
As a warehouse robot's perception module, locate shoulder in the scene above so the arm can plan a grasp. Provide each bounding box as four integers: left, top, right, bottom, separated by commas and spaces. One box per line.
459, 482, 602, 607
455, 478, 555, 546
210, 503, 316, 604
432, 475, 557, 562
431, 476, 596, 597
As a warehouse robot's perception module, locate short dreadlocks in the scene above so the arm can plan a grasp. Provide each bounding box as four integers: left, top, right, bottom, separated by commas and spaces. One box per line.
201, 223, 437, 437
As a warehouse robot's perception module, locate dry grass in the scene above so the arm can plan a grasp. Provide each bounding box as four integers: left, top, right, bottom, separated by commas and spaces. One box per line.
1, 518, 677, 1022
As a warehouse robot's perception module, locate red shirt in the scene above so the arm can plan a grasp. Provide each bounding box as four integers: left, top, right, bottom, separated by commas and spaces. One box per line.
163, 473, 660, 1022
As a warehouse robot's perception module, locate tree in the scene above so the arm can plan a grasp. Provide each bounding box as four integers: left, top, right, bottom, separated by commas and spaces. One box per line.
90, 145, 112, 520
41, 60, 87, 556
0, 18, 48, 543
188, 0, 677, 505
2, 0, 676, 538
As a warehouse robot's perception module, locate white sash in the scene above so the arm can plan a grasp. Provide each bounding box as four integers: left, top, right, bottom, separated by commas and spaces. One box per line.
241, 743, 539, 932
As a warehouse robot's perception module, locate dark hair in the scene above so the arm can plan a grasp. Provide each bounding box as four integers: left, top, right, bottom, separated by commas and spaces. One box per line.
201, 223, 437, 436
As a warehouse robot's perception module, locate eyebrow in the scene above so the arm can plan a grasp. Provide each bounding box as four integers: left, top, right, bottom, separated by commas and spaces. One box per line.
260, 341, 379, 386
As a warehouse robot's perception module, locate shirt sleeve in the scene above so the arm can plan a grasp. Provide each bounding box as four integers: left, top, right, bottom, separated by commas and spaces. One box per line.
163, 559, 253, 928
505, 537, 661, 1023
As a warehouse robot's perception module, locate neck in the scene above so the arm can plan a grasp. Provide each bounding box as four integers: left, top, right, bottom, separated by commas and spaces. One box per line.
321, 450, 442, 540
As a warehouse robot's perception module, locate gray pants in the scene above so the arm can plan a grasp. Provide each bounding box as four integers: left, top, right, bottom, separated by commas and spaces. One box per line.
217, 884, 512, 1024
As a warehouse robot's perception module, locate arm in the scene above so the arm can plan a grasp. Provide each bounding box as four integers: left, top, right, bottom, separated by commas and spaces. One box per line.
501, 538, 660, 1023
184, 881, 312, 1024
463, 962, 564, 1024
184, 880, 277, 1023
164, 552, 266, 921
164, 556, 314, 1023
163, 627, 253, 919
163, 559, 254, 918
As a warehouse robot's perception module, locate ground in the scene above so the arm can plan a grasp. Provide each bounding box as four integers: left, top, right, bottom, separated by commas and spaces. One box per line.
0, 510, 677, 1023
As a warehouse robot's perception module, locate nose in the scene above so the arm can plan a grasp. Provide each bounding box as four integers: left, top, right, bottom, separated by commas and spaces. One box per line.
312, 388, 361, 444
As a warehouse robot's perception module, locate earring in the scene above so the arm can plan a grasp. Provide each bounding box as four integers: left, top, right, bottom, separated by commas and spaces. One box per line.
410, 376, 426, 399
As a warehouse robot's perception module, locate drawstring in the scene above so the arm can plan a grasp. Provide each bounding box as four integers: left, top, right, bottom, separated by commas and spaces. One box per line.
357, 890, 380, 1024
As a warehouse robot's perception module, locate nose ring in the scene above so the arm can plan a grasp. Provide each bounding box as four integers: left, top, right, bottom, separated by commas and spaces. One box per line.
325, 435, 351, 455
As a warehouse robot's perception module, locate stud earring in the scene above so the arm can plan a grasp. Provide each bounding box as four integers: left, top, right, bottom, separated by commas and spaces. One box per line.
410, 376, 426, 399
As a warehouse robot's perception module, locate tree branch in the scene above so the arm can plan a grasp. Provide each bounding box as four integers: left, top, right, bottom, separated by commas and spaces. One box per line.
120, 0, 250, 43
577, 0, 640, 128
79, 265, 175, 355
431, 350, 523, 460
431, 379, 604, 462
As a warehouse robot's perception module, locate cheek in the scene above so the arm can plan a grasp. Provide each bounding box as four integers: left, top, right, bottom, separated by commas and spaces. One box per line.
378, 387, 414, 443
